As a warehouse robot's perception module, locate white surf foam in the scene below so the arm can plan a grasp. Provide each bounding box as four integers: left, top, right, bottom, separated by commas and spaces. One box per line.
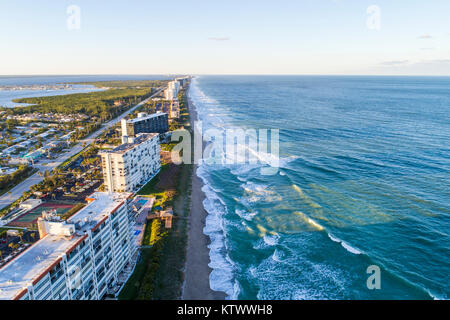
328, 233, 363, 255
235, 209, 257, 221
263, 234, 280, 246
201, 182, 237, 299
271, 248, 285, 262
189, 81, 240, 300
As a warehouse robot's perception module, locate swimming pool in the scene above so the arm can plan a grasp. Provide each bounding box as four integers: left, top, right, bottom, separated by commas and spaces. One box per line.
136, 199, 148, 206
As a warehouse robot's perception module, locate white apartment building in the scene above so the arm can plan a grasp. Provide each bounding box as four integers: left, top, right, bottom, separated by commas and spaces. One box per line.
0, 192, 136, 300
164, 80, 181, 100
164, 88, 176, 100
169, 100, 180, 119
169, 80, 180, 92
100, 133, 161, 193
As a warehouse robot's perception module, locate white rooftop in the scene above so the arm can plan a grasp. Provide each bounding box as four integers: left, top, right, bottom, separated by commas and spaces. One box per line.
0, 234, 80, 300
67, 192, 132, 232
0, 192, 132, 300
125, 112, 167, 124
99, 133, 158, 155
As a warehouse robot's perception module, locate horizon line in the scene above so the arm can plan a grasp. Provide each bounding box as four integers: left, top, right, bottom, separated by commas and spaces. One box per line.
1, 73, 450, 77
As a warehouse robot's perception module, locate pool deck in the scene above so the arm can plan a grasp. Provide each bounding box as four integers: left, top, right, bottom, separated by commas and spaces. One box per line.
132, 197, 155, 246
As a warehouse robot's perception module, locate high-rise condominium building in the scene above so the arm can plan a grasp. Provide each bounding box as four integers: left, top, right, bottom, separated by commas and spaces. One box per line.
99, 133, 161, 193
164, 80, 181, 100
121, 112, 169, 137
0, 192, 136, 300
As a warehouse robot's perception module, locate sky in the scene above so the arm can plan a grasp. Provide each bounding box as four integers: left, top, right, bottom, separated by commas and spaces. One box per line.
0, 0, 449, 75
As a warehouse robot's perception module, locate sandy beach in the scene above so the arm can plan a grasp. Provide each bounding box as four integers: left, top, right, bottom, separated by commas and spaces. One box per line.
182, 90, 227, 300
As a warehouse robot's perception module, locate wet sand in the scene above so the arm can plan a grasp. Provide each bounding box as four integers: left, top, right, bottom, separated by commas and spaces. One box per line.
182, 90, 227, 300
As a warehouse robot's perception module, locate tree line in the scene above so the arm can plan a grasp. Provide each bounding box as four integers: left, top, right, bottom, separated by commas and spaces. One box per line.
0, 165, 34, 195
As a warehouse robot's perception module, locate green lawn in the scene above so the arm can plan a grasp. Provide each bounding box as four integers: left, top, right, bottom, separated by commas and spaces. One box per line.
118, 86, 192, 300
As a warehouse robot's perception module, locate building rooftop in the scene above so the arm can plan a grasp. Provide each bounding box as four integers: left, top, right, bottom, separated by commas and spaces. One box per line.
0, 192, 132, 300
0, 233, 80, 300
125, 112, 167, 124
67, 192, 132, 232
99, 133, 158, 155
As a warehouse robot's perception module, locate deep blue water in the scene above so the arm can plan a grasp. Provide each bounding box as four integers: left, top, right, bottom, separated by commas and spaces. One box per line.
189, 75, 450, 300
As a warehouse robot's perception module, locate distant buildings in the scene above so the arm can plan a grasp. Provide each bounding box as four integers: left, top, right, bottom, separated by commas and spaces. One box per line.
23, 149, 44, 161
121, 112, 169, 137
113, 100, 125, 107
19, 199, 42, 211
0, 77, 190, 300
164, 80, 180, 100
170, 100, 180, 119
99, 133, 161, 193
176, 77, 189, 87
0, 192, 136, 300
0, 167, 18, 176
162, 78, 188, 118
6, 113, 88, 123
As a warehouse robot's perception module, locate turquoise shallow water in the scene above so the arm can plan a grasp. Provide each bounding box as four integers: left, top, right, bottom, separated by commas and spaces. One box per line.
190, 75, 450, 300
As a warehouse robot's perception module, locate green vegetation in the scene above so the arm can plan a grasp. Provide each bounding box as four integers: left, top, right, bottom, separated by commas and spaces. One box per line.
119, 163, 192, 300
58, 149, 86, 170
0, 165, 36, 196
61, 203, 85, 220
137, 164, 170, 196
119, 85, 193, 300
0, 192, 29, 218
0, 227, 22, 237
29, 170, 65, 195
58, 145, 99, 170
6, 88, 150, 119
95, 123, 122, 146
0, 81, 167, 142
177, 88, 191, 127
160, 142, 177, 152
75, 80, 168, 89
117, 248, 153, 300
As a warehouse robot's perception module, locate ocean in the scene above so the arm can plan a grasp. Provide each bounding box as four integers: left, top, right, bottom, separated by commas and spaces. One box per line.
189, 75, 450, 300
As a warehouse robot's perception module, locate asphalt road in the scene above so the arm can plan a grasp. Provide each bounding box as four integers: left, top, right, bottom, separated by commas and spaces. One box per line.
0, 87, 164, 212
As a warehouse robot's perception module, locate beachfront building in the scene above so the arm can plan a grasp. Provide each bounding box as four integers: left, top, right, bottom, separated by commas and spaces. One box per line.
0, 192, 136, 300
169, 100, 180, 119
164, 80, 181, 100
175, 77, 189, 88
164, 88, 175, 100
121, 112, 169, 137
100, 133, 161, 193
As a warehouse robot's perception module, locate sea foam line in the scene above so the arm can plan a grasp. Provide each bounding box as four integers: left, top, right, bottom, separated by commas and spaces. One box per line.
327, 233, 363, 255
190, 78, 240, 299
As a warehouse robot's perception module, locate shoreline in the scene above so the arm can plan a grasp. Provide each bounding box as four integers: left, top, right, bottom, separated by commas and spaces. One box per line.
182, 87, 227, 300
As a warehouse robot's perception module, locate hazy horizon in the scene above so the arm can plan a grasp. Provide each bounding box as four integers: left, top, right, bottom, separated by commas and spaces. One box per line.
2, 73, 450, 77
